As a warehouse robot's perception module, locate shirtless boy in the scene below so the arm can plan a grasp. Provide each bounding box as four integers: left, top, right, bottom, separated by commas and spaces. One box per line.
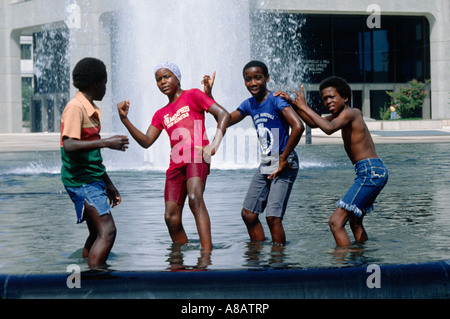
277, 76, 388, 246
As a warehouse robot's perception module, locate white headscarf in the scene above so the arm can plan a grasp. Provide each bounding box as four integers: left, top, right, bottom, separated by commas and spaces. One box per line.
154, 61, 182, 82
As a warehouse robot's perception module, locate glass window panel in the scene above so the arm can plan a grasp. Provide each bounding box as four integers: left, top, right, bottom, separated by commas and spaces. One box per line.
333, 16, 364, 83
20, 44, 32, 60
33, 28, 70, 94
371, 29, 392, 82
395, 17, 429, 82
32, 100, 42, 132
352, 90, 362, 110
302, 15, 333, 83
249, 13, 430, 87
363, 16, 394, 83
370, 90, 391, 119
306, 90, 327, 115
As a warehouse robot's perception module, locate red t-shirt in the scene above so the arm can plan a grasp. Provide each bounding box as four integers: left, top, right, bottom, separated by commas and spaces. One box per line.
151, 89, 215, 171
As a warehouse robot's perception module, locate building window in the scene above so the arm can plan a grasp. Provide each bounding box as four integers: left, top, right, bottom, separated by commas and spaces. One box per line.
251, 12, 431, 83
300, 15, 332, 84
250, 13, 430, 118
33, 28, 70, 94
333, 15, 365, 83
20, 43, 32, 60
28, 28, 70, 132
21, 77, 33, 128
370, 90, 391, 119
395, 17, 430, 83
299, 14, 430, 84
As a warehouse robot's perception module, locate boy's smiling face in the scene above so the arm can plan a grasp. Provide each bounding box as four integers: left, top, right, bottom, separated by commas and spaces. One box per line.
244, 66, 269, 100
321, 86, 348, 115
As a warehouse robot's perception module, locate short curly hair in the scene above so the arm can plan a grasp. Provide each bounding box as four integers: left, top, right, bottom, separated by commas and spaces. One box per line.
72, 57, 107, 91
243, 60, 269, 78
319, 76, 352, 100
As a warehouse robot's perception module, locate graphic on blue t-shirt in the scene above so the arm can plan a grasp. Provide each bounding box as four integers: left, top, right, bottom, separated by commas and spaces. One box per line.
257, 122, 274, 155
237, 92, 290, 160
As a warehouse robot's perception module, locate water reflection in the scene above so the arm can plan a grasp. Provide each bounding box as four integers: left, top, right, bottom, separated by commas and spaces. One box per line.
243, 242, 289, 269
165, 241, 291, 271
332, 244, 369, 266
165, 243, 212, 271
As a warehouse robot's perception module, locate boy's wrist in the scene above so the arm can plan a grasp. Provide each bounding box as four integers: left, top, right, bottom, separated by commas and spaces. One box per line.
102, 173, 114, 185
279, 154, 287, 162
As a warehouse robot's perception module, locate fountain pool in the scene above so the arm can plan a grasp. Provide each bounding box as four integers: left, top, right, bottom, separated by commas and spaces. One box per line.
1, 142, 450, 275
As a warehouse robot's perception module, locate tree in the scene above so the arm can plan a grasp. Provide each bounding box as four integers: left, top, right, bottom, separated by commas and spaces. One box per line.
386, 79, 430, 119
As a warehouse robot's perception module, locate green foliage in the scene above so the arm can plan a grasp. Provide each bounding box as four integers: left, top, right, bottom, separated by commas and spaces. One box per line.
386, 79, 430, 119
379, 104, 392, 120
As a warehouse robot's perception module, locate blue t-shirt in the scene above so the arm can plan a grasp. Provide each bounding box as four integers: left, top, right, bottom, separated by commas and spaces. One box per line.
237, 92, 291, 170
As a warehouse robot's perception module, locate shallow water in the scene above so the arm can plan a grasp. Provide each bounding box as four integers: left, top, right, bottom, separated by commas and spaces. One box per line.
1, 143, 450, 274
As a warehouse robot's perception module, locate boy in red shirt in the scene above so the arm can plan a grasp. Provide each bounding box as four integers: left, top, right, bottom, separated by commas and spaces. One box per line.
117, 61, 230, 251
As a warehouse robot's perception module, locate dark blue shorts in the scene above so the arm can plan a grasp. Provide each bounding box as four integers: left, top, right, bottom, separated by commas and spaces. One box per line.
337, 158, 388, 218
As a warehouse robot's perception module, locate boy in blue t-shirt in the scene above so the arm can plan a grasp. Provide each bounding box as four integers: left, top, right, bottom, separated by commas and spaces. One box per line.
203, 61, 304, 245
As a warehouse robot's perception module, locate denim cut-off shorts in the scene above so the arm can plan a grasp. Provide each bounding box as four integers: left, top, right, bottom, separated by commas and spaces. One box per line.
337, 158, 388, 218
65, 181, 111, 224
242, 151, 299, 219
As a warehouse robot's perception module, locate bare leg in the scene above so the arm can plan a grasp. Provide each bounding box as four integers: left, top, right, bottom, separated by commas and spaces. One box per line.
241, 208, 265, 242
329, 207, 351, 247
83, 202, 96, 258
84, 203, 116, 269
350, 214, 368, 243
266, 216, 286, 245
186, 177, 212, 251
165, 201, 189, 245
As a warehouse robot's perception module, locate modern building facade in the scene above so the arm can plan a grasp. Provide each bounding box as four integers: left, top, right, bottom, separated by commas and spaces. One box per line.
1, 0, 117, 133
1, 0, 449, 133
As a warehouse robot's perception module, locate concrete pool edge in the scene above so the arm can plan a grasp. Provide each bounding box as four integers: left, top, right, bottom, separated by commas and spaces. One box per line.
1, 260, 449, 299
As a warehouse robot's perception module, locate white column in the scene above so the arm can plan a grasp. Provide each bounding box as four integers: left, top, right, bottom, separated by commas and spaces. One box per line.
0, 3, 22, 133
428, 0, 450, 119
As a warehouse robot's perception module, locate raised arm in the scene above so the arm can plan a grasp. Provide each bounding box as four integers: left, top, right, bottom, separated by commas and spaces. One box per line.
117, 100, 161, 149
202, 71, 216, 100
274, 88, 318, 128
202, 71, 246, 128
293, 87, 353, 135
